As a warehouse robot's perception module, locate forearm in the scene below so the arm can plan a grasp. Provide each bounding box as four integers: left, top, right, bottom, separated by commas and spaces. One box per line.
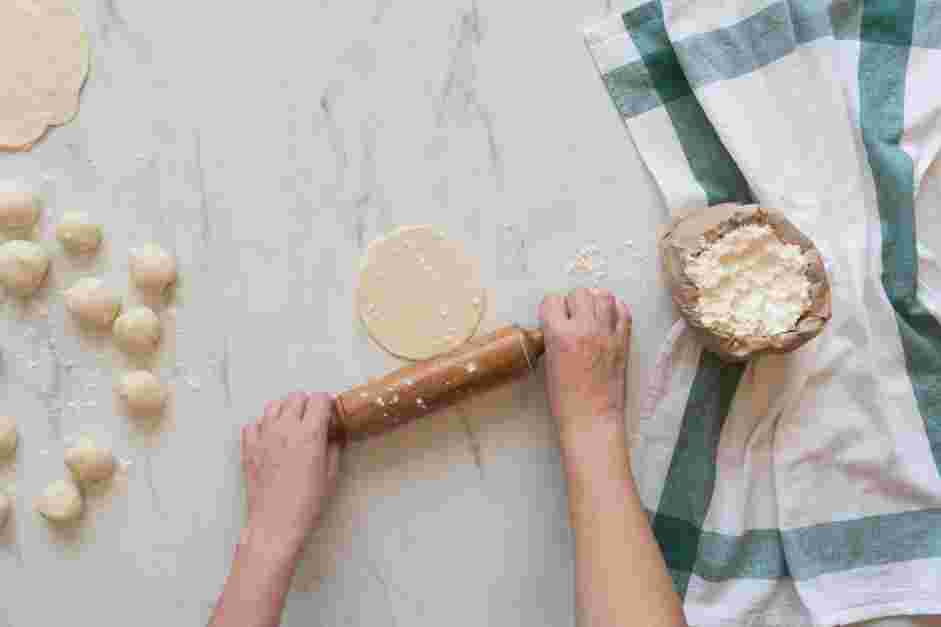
562, 418, 686, 627
209, 528, 302, 627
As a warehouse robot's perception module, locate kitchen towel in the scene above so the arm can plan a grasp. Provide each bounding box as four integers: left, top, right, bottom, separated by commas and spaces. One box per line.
584, 1, 941, 626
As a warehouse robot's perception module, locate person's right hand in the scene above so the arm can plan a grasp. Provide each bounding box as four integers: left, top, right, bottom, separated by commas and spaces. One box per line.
240, 392, 341, 560
539, 288, 632, 443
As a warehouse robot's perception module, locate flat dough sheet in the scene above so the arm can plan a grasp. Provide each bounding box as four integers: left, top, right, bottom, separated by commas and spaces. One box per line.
0, 0, 89, 150
358, 225, 485, 361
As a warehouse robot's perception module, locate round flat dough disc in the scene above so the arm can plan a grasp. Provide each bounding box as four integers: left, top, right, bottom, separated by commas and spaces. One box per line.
358, 226, 485, 361
0, 0, 89, 150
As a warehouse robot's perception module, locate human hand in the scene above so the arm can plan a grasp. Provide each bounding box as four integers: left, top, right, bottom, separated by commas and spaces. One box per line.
240, 392, 341, 559
539, 288, 632, 444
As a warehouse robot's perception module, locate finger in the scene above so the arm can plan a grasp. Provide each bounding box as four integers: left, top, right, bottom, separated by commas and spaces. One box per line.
261, 399, 283, 431
615, 300, 634, 343
303, 392, 335, 438
539, 294, 569, 331
594, 289, 617, 332
244, 421, 260, 450
281, 391, 309, 424
567, 288, 597, 322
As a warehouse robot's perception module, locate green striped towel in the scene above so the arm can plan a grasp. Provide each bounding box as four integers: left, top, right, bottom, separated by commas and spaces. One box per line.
584, 2, 941, 626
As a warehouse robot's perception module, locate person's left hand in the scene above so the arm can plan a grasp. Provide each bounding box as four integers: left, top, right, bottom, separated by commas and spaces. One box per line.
241, 392, 342, 558
539, 288, 631, 442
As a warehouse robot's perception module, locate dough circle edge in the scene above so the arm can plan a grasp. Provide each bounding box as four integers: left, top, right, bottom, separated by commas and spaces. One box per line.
357, 225, 486, 361
0, 1, 90, 150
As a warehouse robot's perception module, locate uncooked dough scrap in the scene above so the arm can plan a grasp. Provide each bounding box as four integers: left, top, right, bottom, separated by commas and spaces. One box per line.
0, 0, 90, 150
358, 226, 486, 360
117, 370, 167, 417
0, 240, 51, 297
65, 437, 115, 482
130, 243, 177, 294
113, 306, 161, 354
64, 277, 121, 329
36, 479, 83, 523
56, 211, 102, 255
0, 183, 41, 234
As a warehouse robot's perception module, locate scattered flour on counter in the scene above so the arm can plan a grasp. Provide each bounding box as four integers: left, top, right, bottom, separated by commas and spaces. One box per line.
169, 361, 206, 391
497, 224, 528, 277
567, 243, 609, 285
611, 239, 651, 281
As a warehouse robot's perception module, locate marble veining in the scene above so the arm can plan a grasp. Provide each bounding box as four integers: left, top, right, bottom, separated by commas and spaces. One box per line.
99, 0, 130, 44
24, 316, 68, 440
456, 402, 485, 477
219, 335, 232, 408
319, 86, 349, 198
193, 130, 212, 251
436, 3, 505, 190
141, 448, 167, 521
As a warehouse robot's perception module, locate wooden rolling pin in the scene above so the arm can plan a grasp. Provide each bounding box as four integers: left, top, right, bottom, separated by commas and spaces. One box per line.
332, 326, 545, 441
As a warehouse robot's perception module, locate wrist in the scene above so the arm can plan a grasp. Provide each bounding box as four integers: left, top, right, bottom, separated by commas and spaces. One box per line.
559, 415, 631, 476
559, 412, 627, 453
238, 523, 305, 570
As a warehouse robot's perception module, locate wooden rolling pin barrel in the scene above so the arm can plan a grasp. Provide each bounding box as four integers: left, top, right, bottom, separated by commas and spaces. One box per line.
332, 326, 546, 441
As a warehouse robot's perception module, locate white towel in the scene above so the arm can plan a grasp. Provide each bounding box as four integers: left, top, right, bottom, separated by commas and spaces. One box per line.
584, 2, 941, 626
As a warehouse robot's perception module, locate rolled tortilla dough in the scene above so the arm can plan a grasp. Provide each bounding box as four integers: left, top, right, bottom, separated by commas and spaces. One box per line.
358, 226, 486, 361
0, 0, 90, 151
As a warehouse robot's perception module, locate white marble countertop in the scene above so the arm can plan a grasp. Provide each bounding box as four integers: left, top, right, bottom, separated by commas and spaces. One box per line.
3, 1, 938, 626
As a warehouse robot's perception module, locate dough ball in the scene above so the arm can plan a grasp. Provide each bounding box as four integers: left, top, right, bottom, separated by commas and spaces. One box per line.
0, 493, 10, 530
117, 370, 167, 416
113, 306, 161, 354
0, 416, 18, 458
358, 226, 486, 360
130, 243, 177, 294
64, 277, 121, 329
0, 240, 50, 297
64, 437, 116, 482
0, 188, 40, 234
36, 479, 83, 523
56, 211, 102, 255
